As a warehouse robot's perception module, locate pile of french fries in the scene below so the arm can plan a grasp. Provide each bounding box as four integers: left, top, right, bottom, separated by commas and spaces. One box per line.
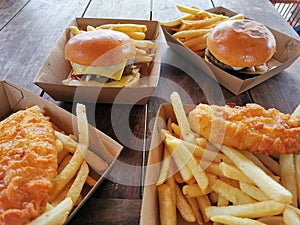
29, 103, 108, 225
159, 4, 244, 55
68, 23, 156, 64
156, 92, 300, 225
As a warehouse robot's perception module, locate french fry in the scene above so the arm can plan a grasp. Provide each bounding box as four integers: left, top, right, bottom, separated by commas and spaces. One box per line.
55, 139, 64, 155
174, 170, 185, 183
219, 162, 254, 184
55, 131, 108, 172
219, 176, 239, 188
195, 137, 208, 148
256, 153, 280, 176
228, 13, 245, 20
163, 138, 193, 182
175, 183, 196, 222
217, 194, 229, 207
134, 55, 153, 63
67, 160, 89, 206
165, 174, 177, 207
166, 117, 173, 132
176, 4, 200, 15
219, 145, 292, 204
156, 146, 172, 186
125, 31, 146, 40
182, 183, 212, 198
209, 192, 218, 205
257, 216, 285, 225
51, 179, 74, 206
49, 143, 86, 202
171, 122, 181, 138
241, 151, 280, 182
283, 204, 300, 225
164, 131, 230, 164
205, 162, 224, 177
239, 182, 270, 201
58, 153, 72, 173
172, 28, 210, 39
135, 47, 147, 56
76, 103, 89, 146
211, 215, 265, 225
166, 134, 208, 191
57, 148, 69, 165
75, 194, 83, 206
181, 33, 209, 48
189, 42, 207, 52
186, 197, 204, 225
279, 154, 298, 207
211, 179, 256, 205
159, 14, 195, 26
85, 175, 97, 186
295, 154, 300, 206
97, 23, 147, 33
205, 200, 285, 219
29, 197, 73, 225
55, 131, 77, 153
170, 91, 195, 143
182, 16, 226, 28
86, 25, 96, 31
196, 195, 211, 222
69, 26, 84, 35
157, 184, 177, 225
133, 40, 156, 50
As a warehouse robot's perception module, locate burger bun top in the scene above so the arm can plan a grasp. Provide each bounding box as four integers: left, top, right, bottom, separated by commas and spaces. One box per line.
206, 19, 276, 67
65, 29, 136, 67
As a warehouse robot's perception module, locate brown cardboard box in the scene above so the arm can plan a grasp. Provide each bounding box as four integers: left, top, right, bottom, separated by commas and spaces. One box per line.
34, 18, 162, 105
161, 7, 300, 95
140, 103, 207, 225
0, 80, 123, 224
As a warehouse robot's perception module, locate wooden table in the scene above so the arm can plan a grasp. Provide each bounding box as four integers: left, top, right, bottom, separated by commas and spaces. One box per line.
0, 0, 299, 224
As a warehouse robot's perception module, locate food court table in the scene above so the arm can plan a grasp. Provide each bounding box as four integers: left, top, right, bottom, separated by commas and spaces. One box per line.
0, 0, 299, 224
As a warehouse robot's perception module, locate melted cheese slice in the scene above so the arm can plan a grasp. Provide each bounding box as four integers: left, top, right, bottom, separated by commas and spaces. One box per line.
71, 61, 126, 80
63, 74, 140, 88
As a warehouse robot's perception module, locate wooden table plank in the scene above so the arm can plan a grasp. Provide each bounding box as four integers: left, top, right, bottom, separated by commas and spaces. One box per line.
69, 198, 142, 225
0, 0, 30, 30
84, 0, 152, 19
151, 0, 213, 21
0, 0, 90, 94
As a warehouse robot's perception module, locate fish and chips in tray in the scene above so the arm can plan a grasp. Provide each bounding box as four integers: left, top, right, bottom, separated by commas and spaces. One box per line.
0, 81, 123, 225
141, 91, 300, 225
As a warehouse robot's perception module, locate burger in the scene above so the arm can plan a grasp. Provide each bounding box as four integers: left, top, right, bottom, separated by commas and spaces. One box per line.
205, 19, 276, 75
63, 29, 140, 87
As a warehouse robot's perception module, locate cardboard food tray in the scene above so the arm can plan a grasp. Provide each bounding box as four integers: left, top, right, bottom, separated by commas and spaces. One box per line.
34, 18, 163, 105
161, 6, 300, 95
140, 103, 212, 225
0, 80, 123, 224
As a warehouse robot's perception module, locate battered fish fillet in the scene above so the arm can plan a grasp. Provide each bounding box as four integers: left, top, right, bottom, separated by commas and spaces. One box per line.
0, 106, 57, 225
188, 103, 300, 154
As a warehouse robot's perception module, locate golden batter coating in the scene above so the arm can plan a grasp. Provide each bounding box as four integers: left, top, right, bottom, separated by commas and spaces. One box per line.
188, 103, 300, 154
0, 106, 57, 225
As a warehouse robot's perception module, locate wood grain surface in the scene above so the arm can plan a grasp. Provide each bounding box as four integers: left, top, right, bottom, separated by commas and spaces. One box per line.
0, 0, 300, 224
